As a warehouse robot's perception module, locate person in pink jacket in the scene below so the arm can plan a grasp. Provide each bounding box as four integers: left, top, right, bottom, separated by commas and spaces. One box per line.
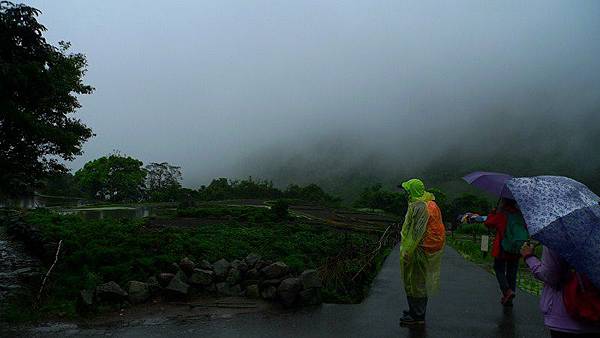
521, 244, 600, 337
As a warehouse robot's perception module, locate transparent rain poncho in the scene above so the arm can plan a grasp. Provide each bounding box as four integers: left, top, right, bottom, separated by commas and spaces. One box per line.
400, 179, 445, 297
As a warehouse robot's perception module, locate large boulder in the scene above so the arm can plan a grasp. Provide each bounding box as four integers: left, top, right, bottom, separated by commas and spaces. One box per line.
179, 257, 196, 275
157, 273, 175, 287
226, 268, 242, 285
300, 269, 322, 289
188, 269, 214, 286
260, 278, 282, 287
213, 259, 231, 279
171, 262, 182, 273
277, 277, 302, 307
79, 289, 94, 306
245, 284, 260, 299
260, 285, 277, 300
299, 287, 322, 306
165, 275, 189, 297
216, 282, 242, 296
230, 284, 242, 296
127, 281, 150, 304
231, 259, 248, 273
198, 259, 213, 270
261, 262, 289, 279
77, 289, 95, 312
206, 283, 217, 293
147, 276, 161, 295
255, 259, 271, 271
245, 253, 261, 268
215, 282, 227, 294
96, 281, 128, 302
245, 268, 260, 281
174, 269, 187, 282
79, 289, 95, 306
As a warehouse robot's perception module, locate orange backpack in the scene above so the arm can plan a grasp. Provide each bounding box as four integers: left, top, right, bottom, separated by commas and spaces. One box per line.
422, 201, 446, 253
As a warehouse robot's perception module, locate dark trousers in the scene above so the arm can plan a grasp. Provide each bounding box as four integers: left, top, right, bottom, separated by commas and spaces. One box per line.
493, 258, 519, 293
407, 296, 428, 320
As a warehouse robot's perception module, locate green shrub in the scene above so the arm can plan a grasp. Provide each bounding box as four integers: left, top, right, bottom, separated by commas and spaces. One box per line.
352, 184, 407, 215
454, 222, 489, 235
271, 199, 289, 219
177, 205, 278, 223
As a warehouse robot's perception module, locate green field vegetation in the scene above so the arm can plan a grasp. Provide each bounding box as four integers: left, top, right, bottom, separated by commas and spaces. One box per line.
447, 225, 543, 296
1, 206, 389, 322
176, 205, 285, 223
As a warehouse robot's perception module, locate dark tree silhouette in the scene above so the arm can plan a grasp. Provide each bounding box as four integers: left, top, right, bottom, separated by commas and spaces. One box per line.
0, 2, 94, 197
145, 162, 183, 201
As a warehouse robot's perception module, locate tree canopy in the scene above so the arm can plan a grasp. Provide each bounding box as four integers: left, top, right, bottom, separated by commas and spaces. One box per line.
196, 177, 340, 205
75, 154, 146, 202
352, 184, 408, 215
145, 162, 183, 201
0, 2, 93, 197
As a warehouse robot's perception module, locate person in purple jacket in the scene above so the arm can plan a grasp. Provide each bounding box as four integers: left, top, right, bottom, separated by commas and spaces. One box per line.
520, 244, 600, 337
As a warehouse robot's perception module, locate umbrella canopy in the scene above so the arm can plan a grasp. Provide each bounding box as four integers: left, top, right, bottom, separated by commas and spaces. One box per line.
462, 171, 514, 199
506, 176, 600, 287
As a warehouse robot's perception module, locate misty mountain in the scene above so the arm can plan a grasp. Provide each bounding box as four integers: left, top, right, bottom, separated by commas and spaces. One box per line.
237, 104, 600, 200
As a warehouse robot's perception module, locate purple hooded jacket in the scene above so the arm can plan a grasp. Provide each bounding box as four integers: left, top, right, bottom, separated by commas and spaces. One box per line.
525, 247, 600, 334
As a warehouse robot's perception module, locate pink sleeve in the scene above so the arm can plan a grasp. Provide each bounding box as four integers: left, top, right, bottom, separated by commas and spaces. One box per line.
525, 247, 565, 288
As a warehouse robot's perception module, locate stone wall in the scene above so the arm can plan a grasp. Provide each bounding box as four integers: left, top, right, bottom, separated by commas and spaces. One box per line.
79, 255, 323, 312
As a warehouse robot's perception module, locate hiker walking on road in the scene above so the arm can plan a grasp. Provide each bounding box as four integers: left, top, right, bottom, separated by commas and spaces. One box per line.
399, 179, 446, 326
484, 198, 528, 306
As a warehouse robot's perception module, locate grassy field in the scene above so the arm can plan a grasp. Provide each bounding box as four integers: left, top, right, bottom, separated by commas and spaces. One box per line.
2, 205, 393, 322
447, 224, 543, 296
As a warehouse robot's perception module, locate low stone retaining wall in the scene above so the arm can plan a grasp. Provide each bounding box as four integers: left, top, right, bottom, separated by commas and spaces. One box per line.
1, 211, 323, 312
79, 255, 323, 311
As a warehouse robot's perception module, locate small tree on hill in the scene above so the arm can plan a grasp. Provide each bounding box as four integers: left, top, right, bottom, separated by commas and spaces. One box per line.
145, 162, 182, 201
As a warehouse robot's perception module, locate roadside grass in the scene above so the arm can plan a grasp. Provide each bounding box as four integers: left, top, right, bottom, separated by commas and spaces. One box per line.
447, 225, 543, 296
2, 207, 391, 323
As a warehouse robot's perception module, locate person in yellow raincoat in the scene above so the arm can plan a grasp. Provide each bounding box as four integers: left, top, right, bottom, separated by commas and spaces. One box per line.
399, 178, 446, 326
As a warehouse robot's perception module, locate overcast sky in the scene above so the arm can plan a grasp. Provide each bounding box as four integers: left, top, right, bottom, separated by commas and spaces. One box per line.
26, 1, 600, 187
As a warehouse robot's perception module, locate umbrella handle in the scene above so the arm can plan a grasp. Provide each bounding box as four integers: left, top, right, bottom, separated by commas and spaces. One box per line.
576, 272, 586, 292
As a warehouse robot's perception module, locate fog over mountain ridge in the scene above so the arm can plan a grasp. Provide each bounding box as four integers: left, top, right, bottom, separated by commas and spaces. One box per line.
26, 0, 600, 196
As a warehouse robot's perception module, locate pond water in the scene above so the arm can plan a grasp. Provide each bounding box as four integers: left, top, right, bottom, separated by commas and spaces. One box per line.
60, 206, 155, 220
0, 195, 86, 209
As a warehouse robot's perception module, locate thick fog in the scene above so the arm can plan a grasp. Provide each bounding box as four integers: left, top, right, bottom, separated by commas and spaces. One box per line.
28, 0, 600, 192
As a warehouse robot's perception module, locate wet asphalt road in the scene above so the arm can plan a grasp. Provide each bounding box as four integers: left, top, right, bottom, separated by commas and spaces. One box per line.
18, 245, 549, 338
